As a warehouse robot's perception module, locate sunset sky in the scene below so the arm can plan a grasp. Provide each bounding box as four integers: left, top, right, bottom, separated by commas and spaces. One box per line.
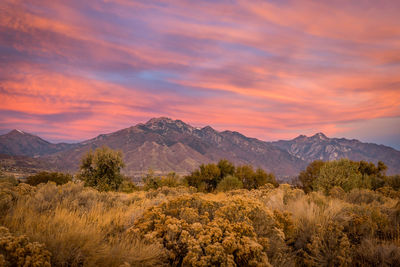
1, 0, 400, 149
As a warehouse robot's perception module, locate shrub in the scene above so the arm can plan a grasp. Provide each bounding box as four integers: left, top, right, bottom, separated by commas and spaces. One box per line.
0, 226, 51, 266
353, 238, 400, 266
185, 160, 277, 192
217, 159, 235, 178
78, 146, 125, 191
345, 188, 388, 205
130, 195, 292, 266
119, 179, 137, 193
0, 174, 19, 186
385, 175, 400, 191
143, 169, 162, 190
184, 163, 221, 192
216, 175, 243, 191
303, 222, 351, 266
313, 159, 362, 194
298, 160, 325, 193
342, 205, 391, 244
304, 222, 352, 266
25, 171, 72, 186
160, 172, 181, 188
235, 165, 278, 190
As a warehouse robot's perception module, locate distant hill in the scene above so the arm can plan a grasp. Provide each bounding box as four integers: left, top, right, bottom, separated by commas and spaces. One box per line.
272, 132, 400, 175
0, 129, 76, 157
1, 118, 399, 179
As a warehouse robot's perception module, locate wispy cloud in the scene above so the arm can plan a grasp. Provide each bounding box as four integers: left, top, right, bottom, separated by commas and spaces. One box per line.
1, 0, 399, 147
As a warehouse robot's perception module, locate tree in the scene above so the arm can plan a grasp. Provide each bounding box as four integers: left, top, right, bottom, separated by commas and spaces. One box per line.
235, 165, 277, 189
358, 160, 388, 190
78, 146, 125, 191
217, 159, 235, 179
235, 165, 255, 189
199, 163, 221, 192
298, 160, 325, 193
254, 168, 278, 188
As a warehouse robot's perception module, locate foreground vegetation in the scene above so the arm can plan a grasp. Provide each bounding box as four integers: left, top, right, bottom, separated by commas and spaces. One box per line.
0, 147, 399, 266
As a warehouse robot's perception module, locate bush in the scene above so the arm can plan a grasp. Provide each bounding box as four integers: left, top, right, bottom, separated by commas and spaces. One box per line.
353, 238, 400, 266
235, 165, 278, 190
130, 195, 292, 266
185, 160, 277, 192
216, 175, 243, 191
304, 222, 351, 266
0, 174, 19, 186
298, 160, 325, 193
0, 226, 51, 266
313, 159, 362, 194
119, 179, 137, 193
160, 172, 181, 188
385, 175, 400, 191
25, 171, 72, 186
78, 146, 125, 191
144, 171, 182, 190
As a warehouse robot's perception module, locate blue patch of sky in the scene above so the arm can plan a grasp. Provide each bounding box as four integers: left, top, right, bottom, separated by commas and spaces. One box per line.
81, 68, 221, 98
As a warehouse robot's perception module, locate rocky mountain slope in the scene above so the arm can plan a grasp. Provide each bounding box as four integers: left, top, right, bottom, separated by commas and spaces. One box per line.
44, 118, 305, 178
272, 132, 400, 175
1, 118, 399, 178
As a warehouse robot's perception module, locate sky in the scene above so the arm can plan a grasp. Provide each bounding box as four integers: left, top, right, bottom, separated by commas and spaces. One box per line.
1, 0, 400, 149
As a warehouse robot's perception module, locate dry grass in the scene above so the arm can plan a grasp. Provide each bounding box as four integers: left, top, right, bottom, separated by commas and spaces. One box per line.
0, 182, 172, 266
1, 180, 399, 266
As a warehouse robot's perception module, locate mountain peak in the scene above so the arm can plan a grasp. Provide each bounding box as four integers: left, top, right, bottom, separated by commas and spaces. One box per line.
144, 117, 195, 134
294, 134, 307, 140
145, 117, 174, 125
202, 125, 217, 132
311, 132, 328, 140
9, 129, 26, 135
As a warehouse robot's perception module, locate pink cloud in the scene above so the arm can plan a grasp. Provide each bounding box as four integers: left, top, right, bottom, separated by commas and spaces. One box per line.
0, 0, 399, 146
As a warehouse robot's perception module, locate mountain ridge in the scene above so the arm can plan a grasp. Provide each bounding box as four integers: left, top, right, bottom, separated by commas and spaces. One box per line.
1, 117, 399, 178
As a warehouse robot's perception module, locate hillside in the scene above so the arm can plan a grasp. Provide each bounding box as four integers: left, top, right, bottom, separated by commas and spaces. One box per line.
1, 118, 399, 178
272, 133, 400, 175
45, 118, 305, 178
0, 130, 75, 157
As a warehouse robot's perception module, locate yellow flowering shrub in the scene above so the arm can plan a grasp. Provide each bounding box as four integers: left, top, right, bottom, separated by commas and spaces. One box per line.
304, 222, 351, 267
130, 195, 295, 266
0, 226, 51, 267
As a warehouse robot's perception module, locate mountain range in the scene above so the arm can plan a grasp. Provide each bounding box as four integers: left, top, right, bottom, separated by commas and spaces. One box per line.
1, 117, 399, 179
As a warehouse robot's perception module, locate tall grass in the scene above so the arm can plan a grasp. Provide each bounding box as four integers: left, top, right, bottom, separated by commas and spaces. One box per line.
1, 180, 400, 266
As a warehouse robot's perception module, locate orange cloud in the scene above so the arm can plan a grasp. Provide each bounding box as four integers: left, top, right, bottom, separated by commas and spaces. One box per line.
0, 0, 399, 147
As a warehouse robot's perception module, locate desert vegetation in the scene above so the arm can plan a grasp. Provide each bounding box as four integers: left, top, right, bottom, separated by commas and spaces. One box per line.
0, 148, 400, 266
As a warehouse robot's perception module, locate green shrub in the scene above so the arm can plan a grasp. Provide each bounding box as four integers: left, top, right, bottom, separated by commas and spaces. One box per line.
235, 165, 278, 190
25, 171, 72, 186
298, 160, 325, 193
160, 172, 181, 188
78, 146, 125, 191
216, 175, 243, 191
185, 160, 277, 192
119, 179, 137, 193
313, 159, 362, 194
